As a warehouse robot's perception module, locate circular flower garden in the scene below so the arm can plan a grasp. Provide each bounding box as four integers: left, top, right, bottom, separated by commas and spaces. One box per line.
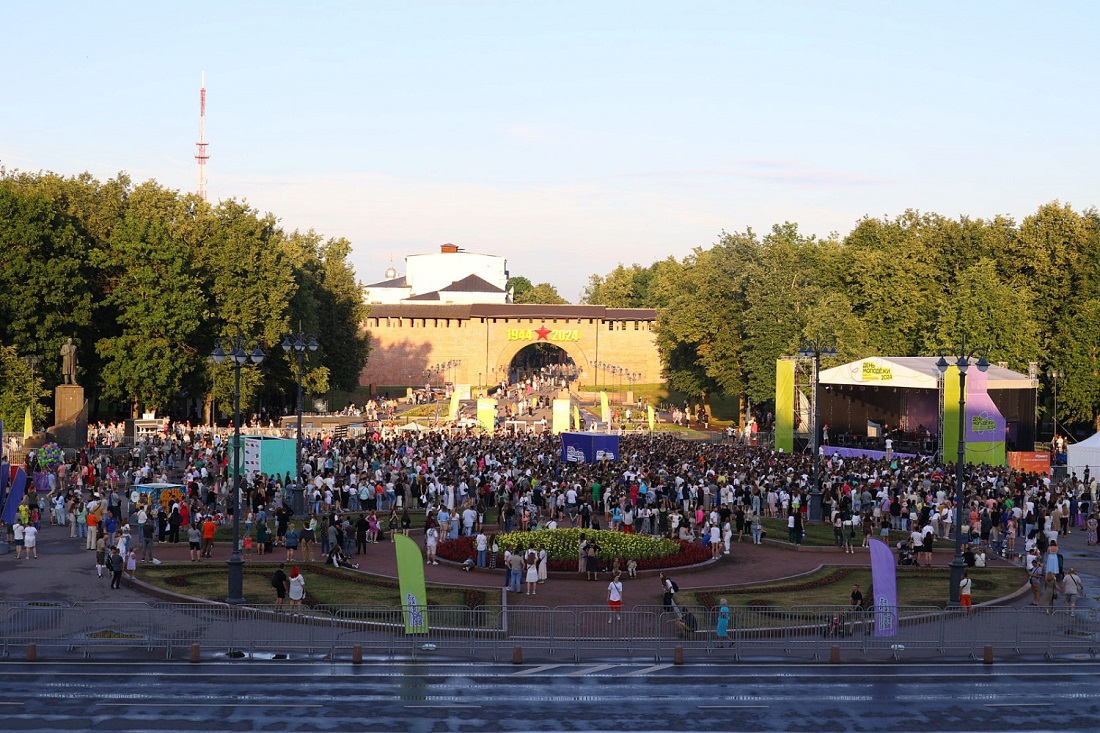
437, 528, 711, 571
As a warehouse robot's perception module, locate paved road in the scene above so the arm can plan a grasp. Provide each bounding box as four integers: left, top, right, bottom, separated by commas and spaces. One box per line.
0, 660, 1098, 732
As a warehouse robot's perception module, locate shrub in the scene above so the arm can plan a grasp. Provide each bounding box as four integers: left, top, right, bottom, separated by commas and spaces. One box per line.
438, 529, 711, 571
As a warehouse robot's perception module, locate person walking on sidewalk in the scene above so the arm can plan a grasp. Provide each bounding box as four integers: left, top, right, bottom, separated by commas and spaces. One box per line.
607, 571, 624, 623
271, 563, 288, 611
108, 547, 124, 589
1060, 568, 1084, 616
141, 520, 155, 562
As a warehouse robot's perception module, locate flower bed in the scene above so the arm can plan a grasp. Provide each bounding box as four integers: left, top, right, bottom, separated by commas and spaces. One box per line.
437, 528, 711, 571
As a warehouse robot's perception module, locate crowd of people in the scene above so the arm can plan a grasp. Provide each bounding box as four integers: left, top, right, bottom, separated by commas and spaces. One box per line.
7, 412, 1093, 624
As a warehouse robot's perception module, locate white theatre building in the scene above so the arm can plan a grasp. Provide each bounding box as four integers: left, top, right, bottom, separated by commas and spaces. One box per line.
362, 243, 510, 305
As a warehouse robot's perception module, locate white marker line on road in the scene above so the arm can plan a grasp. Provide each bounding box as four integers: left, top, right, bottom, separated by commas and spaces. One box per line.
698, 705, 768, 709
567, 664, 616, 676
512, 664, 563, 676
404, 705, 482, 709
98, 703, 325, 708
625, 664, 673, 676
984, 703, 1053, 708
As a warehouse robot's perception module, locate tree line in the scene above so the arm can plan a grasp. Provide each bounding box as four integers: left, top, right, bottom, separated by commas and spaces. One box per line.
0, 169, 370, 431
582, 204, 1100, 429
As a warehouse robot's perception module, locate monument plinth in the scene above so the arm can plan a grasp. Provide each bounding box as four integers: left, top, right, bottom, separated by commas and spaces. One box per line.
53, 384, 87, 449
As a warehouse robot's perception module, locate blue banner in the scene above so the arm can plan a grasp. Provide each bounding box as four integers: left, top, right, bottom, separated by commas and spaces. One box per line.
1, 467, 27, 525
869, 538, 898, 638
560, 432, 619, 463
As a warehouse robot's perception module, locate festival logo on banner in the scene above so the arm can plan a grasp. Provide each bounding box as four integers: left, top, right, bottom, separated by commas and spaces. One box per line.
860, 361, 893, 381
964, 369, 1005, 442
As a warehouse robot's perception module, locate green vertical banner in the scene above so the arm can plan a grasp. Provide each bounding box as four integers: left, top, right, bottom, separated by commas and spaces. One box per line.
476, 398, 496, 432
942, 365, 962, 465
775, 359, 795, 454
394, 534, 429, 634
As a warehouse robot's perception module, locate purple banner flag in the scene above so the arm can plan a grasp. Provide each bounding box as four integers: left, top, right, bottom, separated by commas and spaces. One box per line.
869, 538, 898, 638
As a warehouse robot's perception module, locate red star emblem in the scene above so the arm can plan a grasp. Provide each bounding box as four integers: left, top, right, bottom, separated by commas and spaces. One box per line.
534, 326, 551, 341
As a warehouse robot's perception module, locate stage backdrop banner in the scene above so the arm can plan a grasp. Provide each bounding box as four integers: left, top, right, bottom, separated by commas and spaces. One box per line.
561, 432, 619, 463
943, 366, 1006, 466
869, 538, 898, 638
394, 535, 429, 634
775, 360, 795, 453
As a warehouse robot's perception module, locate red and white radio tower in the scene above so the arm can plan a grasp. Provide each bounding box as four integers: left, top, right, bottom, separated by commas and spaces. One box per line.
195, 71, 209, 201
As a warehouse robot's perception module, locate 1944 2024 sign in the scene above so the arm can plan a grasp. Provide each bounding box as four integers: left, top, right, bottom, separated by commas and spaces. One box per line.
506, 327, 580, 342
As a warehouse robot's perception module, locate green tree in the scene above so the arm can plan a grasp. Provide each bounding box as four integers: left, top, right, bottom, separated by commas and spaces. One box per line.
581, 263, 658, 307
922, 258, 1041, 371
506, 276, 533, 302
0, 181, 98, 386
515, 282, 568, 304
0, 346, 50, 435
94, 183, 208, 414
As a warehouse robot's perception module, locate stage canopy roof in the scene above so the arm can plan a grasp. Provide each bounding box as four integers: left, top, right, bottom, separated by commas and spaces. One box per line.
818, 356, 1035, 391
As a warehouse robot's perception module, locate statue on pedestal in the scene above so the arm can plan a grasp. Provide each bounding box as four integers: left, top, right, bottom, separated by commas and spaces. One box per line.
60, 338, 78, 385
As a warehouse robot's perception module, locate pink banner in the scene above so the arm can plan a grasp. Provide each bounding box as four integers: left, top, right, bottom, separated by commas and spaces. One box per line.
869, 538, 898, 638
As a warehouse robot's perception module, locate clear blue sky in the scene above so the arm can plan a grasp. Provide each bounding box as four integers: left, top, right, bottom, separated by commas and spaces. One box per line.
2, 1, 1097, 301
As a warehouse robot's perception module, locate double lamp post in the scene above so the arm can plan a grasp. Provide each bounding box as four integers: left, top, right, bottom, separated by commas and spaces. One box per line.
211, 335, 266, 605
282, 328, 318, 517
797, 340, 836, 523
936, 344, 988, 607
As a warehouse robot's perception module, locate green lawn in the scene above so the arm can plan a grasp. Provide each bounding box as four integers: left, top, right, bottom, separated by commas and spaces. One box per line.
685, 566, 1026, 613
139, 562, 487, 608
760, 518, 911, 547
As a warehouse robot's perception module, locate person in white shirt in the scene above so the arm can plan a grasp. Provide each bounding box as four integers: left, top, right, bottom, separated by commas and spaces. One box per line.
22, 524, 39, 559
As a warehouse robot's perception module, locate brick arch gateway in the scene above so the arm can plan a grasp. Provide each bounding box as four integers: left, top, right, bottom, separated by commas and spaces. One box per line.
359, 303, 662, 390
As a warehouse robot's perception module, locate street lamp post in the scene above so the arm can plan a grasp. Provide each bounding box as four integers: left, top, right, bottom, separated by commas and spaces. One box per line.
936, 345, 989, 607
797, 341, 837, 523
1048, 368, 1064, 442
281, 328, 318, 518
211, 335, 265, 605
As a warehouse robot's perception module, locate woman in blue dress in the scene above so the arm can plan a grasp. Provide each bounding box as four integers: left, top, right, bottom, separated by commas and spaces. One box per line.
715, 598, 730, 648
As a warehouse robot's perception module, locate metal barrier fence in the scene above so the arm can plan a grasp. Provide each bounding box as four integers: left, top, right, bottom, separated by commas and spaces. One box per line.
0, 602, 1097, 662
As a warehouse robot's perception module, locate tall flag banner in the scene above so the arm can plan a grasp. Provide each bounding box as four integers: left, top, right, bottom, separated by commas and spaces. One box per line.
0, 462, 8, 519
23, 408, 32, 439
552, 399, 571, 434
868, 538, 898, 638
573, 405, 581, 431
447, 391, 460, 422
647, 404, 656, 431
394, 534, 429, 634
600, 391, 611, 426
1, 466, 28, 525
775, 359, 795, 453
476, 398, 496, 433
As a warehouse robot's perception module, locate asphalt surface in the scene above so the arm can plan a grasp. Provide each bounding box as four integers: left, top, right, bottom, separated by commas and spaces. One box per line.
0, 660, 1098, 732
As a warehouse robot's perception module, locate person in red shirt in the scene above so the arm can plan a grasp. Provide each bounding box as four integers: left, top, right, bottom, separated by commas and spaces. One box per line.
201, 517, 216, 558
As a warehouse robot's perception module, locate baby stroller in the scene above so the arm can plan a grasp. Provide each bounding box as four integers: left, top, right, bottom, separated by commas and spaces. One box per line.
897, 543, 916, 566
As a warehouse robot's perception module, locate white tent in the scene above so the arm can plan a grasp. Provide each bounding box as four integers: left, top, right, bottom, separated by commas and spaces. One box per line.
395, 421, 427, 433
1067, 433, 1100, 477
